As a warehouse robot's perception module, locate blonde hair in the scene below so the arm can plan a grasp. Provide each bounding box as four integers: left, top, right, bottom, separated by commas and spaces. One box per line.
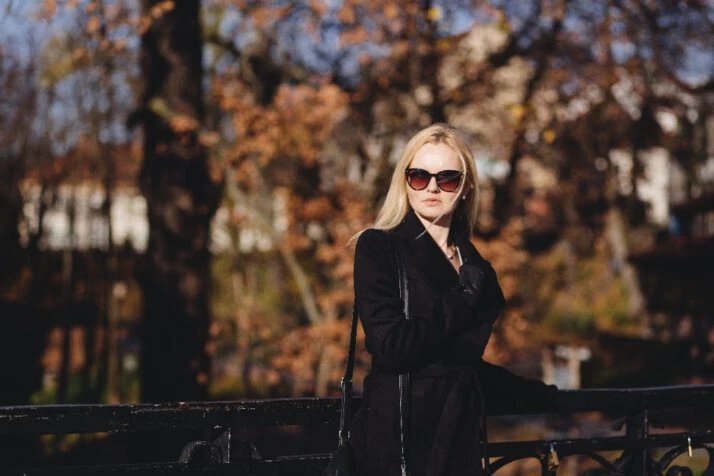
355, 123, 480, 240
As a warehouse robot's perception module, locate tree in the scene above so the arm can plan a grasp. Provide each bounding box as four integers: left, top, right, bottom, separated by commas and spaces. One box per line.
9, 0, 711, 399
135, 0, 221, 401
0, 28, 46, 406
213, 0, 714, 372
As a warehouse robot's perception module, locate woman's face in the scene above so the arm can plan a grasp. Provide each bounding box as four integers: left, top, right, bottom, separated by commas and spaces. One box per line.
406, 142, 465, 227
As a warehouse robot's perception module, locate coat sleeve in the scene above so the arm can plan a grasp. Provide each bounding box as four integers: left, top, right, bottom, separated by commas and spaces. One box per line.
354, 229, 483, 372
448, 265, 505, 359
476, 359, 559, 414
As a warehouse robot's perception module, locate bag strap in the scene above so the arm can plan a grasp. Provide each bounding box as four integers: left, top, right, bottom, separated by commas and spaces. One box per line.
338, 303, 358, 446
395, 245, 410, 476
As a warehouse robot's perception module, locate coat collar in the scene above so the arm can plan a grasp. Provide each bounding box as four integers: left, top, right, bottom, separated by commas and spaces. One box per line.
391, 209, 483, 283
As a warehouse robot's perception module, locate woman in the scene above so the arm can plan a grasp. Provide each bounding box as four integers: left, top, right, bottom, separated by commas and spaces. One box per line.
351, 123, 557, 475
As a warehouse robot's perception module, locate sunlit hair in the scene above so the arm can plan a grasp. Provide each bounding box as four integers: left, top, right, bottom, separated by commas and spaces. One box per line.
353, 123, 480, 241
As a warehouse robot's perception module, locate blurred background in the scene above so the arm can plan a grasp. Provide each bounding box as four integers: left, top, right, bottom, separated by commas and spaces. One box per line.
1, 0, 713, 413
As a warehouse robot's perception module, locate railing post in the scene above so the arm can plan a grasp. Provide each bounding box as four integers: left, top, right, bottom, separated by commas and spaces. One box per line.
178, 428, 231, 464
627, 411, 649, 476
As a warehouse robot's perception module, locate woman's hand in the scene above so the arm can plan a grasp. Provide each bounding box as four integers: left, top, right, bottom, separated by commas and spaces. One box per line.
458, 260, 494, 299
459, 261, 493, 299
458, 259, 505, 324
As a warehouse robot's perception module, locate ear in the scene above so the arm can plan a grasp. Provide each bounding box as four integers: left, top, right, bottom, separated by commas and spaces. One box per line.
461, 184, 472, 199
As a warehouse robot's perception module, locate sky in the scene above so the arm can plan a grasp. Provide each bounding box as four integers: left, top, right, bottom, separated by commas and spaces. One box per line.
3, 0, 713, 88
1, 1, 55, 62
1, 0, 713, 156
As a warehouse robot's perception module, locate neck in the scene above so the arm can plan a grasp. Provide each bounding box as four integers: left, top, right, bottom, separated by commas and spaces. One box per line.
416, 214, 452, 249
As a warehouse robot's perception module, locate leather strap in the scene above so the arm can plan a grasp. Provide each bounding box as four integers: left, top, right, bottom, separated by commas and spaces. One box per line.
395, 245, 410, 476
338, 305, 359, 446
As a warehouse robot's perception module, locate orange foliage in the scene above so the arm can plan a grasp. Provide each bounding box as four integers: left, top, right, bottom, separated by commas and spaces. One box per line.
39, 0, 57, 19
86, 16, 101, 35
137, 1, 176, 35
170, 114, 200, 134
270, 318, 368, 397
300, 197, 335, 221
23, 136, 139, 186
472, 218, 541, 363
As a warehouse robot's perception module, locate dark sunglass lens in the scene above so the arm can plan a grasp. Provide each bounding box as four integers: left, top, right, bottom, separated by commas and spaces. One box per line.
436, 171, 462, 192
407, 170, 431, 190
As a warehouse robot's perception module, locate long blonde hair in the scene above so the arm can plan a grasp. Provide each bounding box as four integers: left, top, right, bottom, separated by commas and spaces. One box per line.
356, 123, 480, 239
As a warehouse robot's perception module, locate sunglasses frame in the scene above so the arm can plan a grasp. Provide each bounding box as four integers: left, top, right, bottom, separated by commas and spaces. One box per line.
404, 168, 464, 192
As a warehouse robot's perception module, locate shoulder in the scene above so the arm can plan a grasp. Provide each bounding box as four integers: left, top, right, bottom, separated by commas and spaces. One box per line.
355, 228, 393, 252
354, 228, 398, 274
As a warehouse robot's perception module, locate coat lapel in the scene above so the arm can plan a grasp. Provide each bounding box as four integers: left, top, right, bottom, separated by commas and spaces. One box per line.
454, 226, 483, 266
392, 210, 460, 288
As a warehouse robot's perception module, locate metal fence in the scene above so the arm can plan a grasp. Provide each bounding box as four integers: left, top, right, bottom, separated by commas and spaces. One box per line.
1, 385, 714, 475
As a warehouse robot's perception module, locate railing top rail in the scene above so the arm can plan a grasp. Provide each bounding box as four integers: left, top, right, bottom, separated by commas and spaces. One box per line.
1, 384, 713, 436
0, 398, 342, 435
556, 384, 714, 412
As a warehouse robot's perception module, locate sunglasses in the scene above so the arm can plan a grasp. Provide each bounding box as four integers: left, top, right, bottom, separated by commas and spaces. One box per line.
405, 168, 463, 192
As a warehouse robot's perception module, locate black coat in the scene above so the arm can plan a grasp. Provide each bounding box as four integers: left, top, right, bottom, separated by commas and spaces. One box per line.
351, 210, 556, 476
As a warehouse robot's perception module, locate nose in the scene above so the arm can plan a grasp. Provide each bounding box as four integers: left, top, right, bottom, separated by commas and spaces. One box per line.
425, 176, 439, 192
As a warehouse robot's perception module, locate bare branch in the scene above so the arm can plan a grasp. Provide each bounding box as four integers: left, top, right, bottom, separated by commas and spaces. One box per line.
628, 0, 714, 93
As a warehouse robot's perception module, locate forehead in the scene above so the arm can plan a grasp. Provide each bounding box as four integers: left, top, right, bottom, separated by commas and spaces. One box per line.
409, 142, 461, 171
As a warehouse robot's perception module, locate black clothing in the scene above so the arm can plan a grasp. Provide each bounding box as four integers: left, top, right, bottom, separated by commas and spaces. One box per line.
351, 210, 556, 476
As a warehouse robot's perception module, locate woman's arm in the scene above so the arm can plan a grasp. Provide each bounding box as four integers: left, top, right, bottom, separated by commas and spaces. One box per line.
447, 267, 505, 358
354, 229, 483, 372
476, 359, 559, 414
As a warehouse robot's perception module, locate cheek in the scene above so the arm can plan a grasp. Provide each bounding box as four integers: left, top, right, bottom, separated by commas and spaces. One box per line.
446, 196, 460, 213
406, 188, 418, 208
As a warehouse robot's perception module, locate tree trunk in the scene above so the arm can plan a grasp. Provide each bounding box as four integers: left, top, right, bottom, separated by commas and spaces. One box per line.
138, 0, 220, 402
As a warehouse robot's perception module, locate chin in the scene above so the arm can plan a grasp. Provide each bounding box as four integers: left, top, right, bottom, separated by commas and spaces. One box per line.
416, 209, 454, 225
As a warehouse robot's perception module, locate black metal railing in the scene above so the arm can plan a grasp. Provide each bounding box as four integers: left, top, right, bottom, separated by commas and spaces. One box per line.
1, 385, 714, 475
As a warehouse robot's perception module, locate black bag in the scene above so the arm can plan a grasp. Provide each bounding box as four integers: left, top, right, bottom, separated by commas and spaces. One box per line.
324, 438, 359, 476
325, 241, 410, 476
